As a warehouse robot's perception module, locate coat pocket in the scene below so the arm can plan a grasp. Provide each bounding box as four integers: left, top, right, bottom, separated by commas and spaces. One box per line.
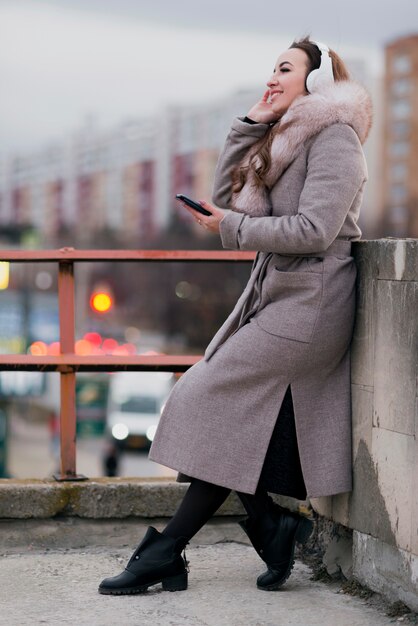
255, 269, 323, 343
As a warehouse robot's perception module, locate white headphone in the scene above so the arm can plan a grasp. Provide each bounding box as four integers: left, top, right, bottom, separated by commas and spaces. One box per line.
306, 40, 335, 94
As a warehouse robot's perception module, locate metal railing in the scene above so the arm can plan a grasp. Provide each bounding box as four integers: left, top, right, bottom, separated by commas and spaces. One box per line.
0, 248, 255, 480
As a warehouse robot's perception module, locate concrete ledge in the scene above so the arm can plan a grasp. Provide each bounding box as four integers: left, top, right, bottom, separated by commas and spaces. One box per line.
0, 478, 311, 559
353, 238, 418, 281
0, 477, 255, 519
0, 477, 246, 519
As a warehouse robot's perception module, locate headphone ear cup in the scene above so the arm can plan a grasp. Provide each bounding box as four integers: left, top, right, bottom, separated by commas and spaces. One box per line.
306, 40, 334, 94
306, 69, 320, 94
306, 66, 333, 93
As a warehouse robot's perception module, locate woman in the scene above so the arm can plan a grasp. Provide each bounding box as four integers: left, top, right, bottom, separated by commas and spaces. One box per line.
99, 36, 373, 595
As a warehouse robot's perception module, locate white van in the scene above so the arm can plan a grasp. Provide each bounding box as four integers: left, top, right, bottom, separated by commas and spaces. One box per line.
105, 371, 175, 451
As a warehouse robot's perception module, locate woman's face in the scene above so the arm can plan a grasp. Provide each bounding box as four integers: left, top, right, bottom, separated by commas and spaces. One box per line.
267, 48, 310, 116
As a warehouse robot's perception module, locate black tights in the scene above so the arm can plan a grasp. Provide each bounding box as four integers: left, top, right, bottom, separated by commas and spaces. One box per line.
162, 478, 274, 545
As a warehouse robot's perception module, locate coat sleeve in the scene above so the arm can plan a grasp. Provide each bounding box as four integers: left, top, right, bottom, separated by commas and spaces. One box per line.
219, 123, 367, 254
211, 117, 270, 209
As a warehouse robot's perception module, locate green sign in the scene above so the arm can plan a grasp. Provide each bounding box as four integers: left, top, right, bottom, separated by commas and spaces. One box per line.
76, 376, 109, 437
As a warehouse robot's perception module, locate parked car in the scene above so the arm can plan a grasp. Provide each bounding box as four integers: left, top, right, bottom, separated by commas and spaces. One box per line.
102, 371, 175, 475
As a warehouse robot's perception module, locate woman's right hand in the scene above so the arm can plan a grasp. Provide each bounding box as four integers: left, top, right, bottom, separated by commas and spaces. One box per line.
246, 89, 279, 124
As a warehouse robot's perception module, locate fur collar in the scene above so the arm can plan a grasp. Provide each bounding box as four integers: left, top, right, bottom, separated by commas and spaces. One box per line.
232, 79, 373, 216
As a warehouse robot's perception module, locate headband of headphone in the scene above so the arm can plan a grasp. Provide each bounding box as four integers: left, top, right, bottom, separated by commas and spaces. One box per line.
306, 40, 335, 94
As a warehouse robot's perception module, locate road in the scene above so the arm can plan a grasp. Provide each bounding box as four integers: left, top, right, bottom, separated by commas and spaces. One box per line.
7, 413, 176, 480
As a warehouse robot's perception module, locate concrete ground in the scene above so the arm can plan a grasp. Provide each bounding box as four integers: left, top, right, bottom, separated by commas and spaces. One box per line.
0, 541, 400, 626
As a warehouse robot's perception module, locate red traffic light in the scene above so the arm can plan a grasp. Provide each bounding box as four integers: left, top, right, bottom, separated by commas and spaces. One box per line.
90, 292, 113, 313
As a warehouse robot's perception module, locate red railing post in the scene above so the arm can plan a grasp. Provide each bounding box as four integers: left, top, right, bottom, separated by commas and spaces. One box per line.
55, 260, 86, 481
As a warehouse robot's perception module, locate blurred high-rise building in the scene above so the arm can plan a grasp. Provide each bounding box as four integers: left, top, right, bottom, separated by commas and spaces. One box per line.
345, 59, 383, 239
380, 33, 418, 237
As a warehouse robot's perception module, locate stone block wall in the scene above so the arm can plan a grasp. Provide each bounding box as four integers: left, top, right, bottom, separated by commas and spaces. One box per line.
312, 238, 418, 610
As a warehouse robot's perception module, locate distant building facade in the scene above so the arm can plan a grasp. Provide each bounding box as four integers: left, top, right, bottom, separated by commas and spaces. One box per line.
381, 34, 418, 237
0, 57, 382, 245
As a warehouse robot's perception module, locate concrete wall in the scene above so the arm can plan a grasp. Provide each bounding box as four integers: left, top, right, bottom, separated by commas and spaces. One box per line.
312, 238, 418, 610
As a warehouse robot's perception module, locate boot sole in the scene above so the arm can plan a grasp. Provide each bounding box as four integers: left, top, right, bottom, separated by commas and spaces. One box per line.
257, 560, 295, 591
98, 572, 188, 595
257, 516, 314, 591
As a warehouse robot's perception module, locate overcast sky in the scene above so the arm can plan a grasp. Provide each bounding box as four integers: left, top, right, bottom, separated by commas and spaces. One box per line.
0, 0, 416, 155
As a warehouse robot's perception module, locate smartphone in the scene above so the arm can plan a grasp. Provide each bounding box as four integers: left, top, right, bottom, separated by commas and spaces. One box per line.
175, 193, 212, 216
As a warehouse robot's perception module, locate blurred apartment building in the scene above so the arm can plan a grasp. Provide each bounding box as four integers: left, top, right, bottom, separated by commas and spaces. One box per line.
0, 93, 257, 246
345, 59, 383, 239
0, 57, 384, 247
380, 33, 418, 237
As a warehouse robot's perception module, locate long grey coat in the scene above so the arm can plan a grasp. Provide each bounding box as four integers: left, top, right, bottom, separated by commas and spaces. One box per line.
150, 80, 373, 498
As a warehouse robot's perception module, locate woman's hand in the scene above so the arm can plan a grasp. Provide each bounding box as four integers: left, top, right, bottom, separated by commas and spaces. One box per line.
181, 200, 226, 234
246, 89, 279, 124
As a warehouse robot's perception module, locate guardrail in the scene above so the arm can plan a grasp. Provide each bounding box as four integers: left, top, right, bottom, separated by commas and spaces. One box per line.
0, 249, 255, 481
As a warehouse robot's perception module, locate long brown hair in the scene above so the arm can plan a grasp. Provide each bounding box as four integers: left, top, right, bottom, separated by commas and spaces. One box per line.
231, 36, 351, 193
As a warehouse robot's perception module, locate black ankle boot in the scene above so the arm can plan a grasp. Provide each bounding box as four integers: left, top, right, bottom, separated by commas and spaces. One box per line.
98, 527, 189, 595
239, 506, 313, 591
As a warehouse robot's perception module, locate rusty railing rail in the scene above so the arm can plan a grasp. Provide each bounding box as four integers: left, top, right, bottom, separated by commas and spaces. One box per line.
0, 249, 255, 480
